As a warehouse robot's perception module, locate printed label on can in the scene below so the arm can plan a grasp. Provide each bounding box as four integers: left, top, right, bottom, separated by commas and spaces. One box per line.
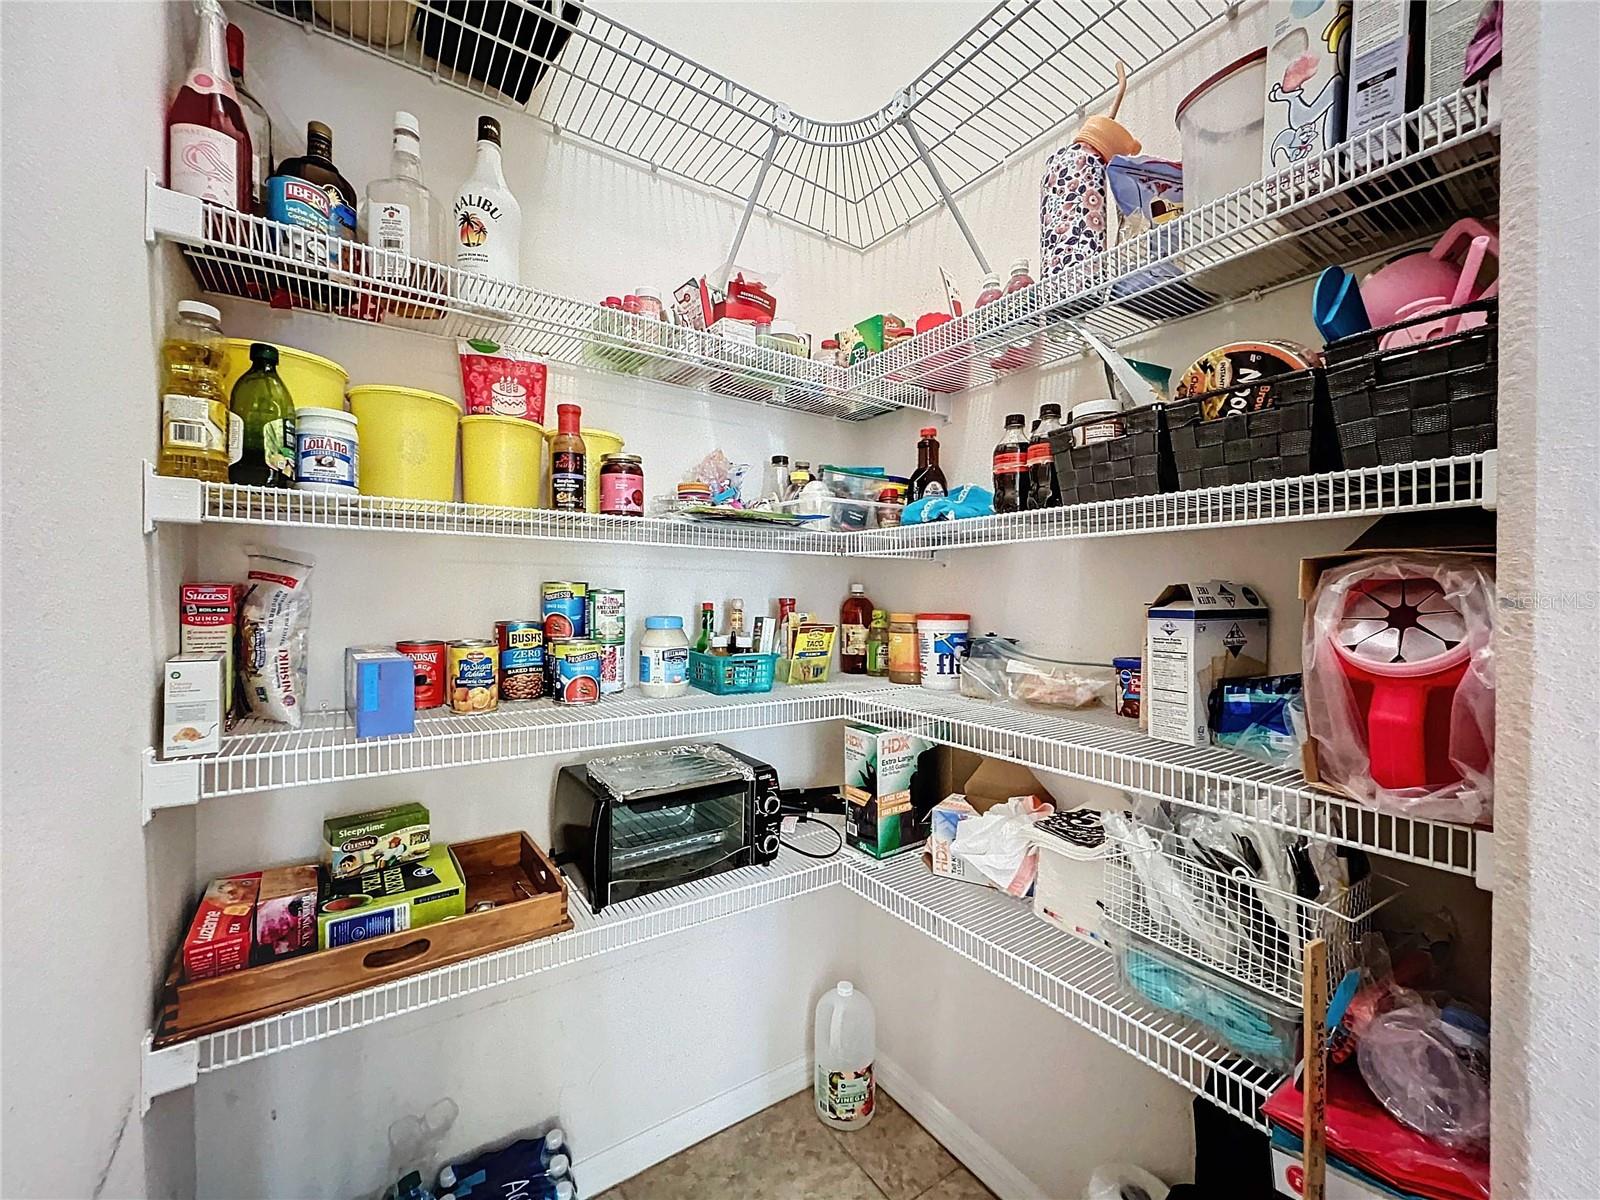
917, 627, 968, 687
448, 645, 498, 713
599, 641, 626, 695
541, 582, 588, 639
550, 640, 601, 704
497, 621, 545, 702
296, 429, 358, 488
398, 641, 446, 709
587, 590, 626, 644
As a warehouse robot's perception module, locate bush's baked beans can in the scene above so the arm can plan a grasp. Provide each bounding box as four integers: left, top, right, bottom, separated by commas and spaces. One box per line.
447, 639, 499, 713
587, 588, 626, 644
541, 582, 588, 640
495, 620, 545, 702
599, 640, 626, 695
396, 639, 447, 709
548, 638, 601, 704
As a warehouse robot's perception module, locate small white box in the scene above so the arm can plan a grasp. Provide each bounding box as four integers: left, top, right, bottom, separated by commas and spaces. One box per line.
1028, 809, 1111, 944
1146, 581, 1270, 747
162, 653, 224, 758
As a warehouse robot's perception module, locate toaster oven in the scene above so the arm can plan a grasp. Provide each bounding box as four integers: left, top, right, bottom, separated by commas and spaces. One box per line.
552, 743, 782, 912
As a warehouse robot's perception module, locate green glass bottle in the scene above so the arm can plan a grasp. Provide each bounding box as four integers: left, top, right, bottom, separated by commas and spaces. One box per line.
230, 342, 296, 487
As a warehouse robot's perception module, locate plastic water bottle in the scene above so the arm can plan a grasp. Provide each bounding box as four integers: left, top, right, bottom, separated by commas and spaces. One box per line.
814, 980, 876, 1130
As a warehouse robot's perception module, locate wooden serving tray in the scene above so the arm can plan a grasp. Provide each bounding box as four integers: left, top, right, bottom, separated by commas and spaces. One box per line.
155, 832, 572, 1045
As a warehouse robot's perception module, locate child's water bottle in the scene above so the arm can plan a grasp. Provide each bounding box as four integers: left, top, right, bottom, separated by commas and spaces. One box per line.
814, 980, 876, 1131
1040, 62, 1139, 282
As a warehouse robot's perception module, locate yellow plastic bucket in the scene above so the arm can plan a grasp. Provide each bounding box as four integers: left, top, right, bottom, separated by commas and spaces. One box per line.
461, 415, 544, 507
543, 427, 624, 511
220, 339, 349, 411
347, 385, 460, 502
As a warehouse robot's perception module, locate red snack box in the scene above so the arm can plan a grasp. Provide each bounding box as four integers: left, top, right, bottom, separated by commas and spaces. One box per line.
180, 583, 240, 715
182, 873, 261, 982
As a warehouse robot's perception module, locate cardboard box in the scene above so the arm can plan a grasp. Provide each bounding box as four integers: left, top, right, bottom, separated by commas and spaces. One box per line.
1270, 1145, 1397, 1200
182, 873, 260, 981
318, 843, 465, 949
253, 864, 321, 964
161, 652, 225, 759
180, 583, 238, 715
1264, 0, 1351, 181
323, 802, 431, 879
1423, 0, 1484, 102
345, 646, 417, 739
1297, 513, 1495, 797
843, 723, 939, 858
1346, 0, 1421, 146
1145, 582, 1270, 747
923, 754, 1049, 885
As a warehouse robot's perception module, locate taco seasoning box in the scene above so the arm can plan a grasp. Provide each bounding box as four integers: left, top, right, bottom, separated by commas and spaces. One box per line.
887, 613, 920, 685
448, 638, 499, 713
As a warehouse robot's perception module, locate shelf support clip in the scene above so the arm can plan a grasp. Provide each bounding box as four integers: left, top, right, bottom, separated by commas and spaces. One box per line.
717, 106, 794, 290
142, 1033, 199, 1112
899, 112, 992, 276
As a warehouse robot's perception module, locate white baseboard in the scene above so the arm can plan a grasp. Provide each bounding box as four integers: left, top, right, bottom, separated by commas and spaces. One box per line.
876, 1056, 1050, 1200
572, 1056, 810, 1194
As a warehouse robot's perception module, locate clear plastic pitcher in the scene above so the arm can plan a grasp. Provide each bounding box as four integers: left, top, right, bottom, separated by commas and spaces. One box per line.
814, 980, 876, 1130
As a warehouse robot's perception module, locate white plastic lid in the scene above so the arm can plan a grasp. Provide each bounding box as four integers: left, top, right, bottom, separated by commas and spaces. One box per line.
555, 1183, 574, 1200
1008, 258, 1030, 275
836, 980, 854, 996
1070, 397, 1126, 421
548, 1153, 569, 1177
296, 406, 357, 425
439, 1166, 456, 1188
850, 583, 865, 593
545, 1128, 565, 1151
769, 319, 799, 336
177, 299, 222, 323
712, 635, 730, 648
393, 110, 420, 136
636, 286, 662, 300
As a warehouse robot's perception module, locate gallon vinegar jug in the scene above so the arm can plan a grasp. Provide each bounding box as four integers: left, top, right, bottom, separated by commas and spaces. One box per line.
814, 980, 876, 1130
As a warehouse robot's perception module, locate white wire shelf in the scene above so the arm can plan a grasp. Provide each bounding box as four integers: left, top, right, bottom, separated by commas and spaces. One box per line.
143, 682, 1480, 879
846, 848, 1284, 1127
142, 453, 1495, 556
144, 824, 1282, 1129
852, 86, 1500, 407
847, 690, 1480, 878
247, 0, 1230, 250
145, 180, 924, 422
142, 680, 872, 812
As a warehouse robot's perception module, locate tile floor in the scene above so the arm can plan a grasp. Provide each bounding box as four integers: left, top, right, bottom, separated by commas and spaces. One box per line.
594, 1088, 997, 1200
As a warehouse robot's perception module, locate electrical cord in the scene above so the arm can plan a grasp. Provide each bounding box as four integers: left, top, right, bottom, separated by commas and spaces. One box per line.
779, 810, 845, 859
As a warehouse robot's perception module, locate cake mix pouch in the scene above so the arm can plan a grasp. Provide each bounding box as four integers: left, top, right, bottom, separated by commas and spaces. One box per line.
239, 547, 315, 728
458, 339, 548, 423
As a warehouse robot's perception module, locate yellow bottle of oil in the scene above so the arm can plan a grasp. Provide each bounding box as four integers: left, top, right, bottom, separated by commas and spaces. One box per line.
156, 300, 233, 483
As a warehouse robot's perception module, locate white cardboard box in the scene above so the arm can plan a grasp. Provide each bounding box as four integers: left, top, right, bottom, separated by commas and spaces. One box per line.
1145, 581, 1270, 747
1271, 1146, 1396, 1200
162, 652, 224, 759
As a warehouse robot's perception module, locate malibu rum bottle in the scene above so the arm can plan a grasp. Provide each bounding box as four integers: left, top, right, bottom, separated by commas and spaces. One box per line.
452, 116, 522, 301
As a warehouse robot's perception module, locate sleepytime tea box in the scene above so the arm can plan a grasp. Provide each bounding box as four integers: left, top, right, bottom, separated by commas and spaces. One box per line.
323, 802, 431, 879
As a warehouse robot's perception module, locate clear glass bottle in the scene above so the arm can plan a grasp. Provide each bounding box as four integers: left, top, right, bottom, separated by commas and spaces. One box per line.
362, 111, 442, 318
157, 300, 232, 483
725, 598, 746, 639
225, 23, 271, 213
762, 455, 791, 504
452, 115, 522, 288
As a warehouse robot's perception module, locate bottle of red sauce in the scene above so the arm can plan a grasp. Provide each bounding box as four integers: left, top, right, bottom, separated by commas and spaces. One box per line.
167, 0, 253, 214
839, 583, 875, 674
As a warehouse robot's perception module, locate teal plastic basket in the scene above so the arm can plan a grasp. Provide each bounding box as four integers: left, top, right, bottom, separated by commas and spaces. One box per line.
688, 650, 777, 695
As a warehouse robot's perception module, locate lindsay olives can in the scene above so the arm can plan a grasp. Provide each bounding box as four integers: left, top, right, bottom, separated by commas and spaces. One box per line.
447, 639, 499, 713
598, 640, 626, 695
396, 639, 446, 709
548, 638, 601, 704
587, 588, 626, 644
541, 581, 588, 640
495, 620, 545, 702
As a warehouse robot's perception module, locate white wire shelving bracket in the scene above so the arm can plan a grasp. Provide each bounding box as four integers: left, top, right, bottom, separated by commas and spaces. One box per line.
140, 453, 1494, 557
144, 826, 1284, 1128
851, 85, 1500, 408
141, 683, 1480, 878
247, 0, 1233, 251
144, 178, 927, 423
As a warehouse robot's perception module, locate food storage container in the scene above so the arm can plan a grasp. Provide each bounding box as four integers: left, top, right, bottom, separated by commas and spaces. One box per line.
1175, 48, 1267, 206
220, 339, 349, 411
959, 637, 1113, 708
461, 413, 543, 507
348, 384, 460, 502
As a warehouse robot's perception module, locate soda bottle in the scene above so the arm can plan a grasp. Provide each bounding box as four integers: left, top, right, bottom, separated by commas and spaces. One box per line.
1027, 403, 1063, 508
992, 413, 1030, 513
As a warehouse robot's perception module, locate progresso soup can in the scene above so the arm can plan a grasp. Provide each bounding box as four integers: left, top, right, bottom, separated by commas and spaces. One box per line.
541, 581, 588, 640
587, 588, 626, 644
396, 639, 446, 709
548, 638, 601, 705
447, 639, 499, 713
495, 620, 545, 702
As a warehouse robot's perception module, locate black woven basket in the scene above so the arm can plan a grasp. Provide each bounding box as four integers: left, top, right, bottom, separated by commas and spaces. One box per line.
1323, 299, 1498, 467
1048, 404, 1176, 504
1166, 368, 1340, 490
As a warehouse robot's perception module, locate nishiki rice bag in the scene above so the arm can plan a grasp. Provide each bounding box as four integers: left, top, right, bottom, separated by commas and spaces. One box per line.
239, 547, 315, 727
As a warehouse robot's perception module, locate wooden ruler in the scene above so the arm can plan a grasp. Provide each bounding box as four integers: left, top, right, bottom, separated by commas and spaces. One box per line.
1301, 937, 1330, 1200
